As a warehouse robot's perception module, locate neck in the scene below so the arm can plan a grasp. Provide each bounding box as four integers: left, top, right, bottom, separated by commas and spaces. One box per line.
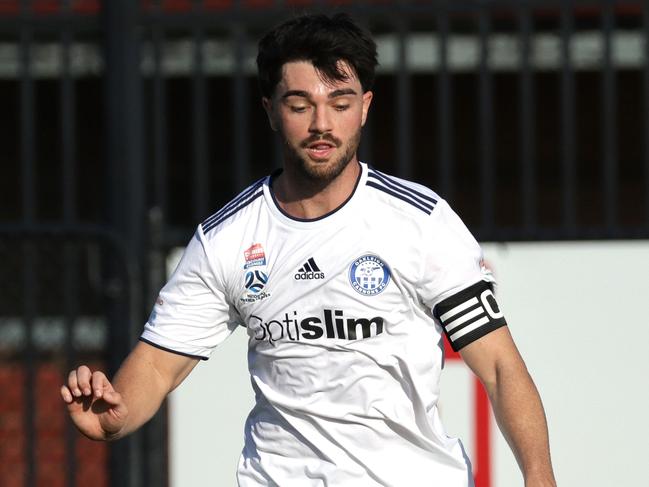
273, 159, 361, 220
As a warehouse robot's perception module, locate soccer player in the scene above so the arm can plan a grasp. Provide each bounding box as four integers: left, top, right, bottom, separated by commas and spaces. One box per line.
61, 13, 557, 487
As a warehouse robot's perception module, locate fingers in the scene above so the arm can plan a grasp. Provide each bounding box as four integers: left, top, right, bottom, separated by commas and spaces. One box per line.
64, 366, 112, 400
91, 370, 112, 400
60, 385, 73, 403
66, 365, 91, 397
67, 367, 83, 397
76, 365, 92, 396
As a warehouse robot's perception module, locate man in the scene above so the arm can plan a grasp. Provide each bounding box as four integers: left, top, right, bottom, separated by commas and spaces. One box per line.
61, 13, 556, 487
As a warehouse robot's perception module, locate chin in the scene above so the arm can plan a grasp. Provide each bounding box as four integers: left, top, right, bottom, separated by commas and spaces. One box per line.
285, 133, 360, 183
302, 157, 351, 183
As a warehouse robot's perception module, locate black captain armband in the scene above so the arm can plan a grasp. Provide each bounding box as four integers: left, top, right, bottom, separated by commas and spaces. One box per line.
433, 280, 507, 352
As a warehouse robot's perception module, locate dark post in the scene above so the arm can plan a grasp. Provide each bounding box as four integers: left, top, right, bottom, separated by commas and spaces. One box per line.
478, 6, 494, 236
395, 17, 413, 179
436, 4, 453, 201
601, 1, 617, 234
18, 4, 37, 485
559, 2, 576, 236
519, 2, 536, 237
232, 23, 252, 190
102, 1, 149, 486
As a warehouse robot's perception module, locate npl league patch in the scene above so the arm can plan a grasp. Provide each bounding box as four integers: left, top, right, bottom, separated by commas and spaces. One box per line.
244, 243, 266, 269
349, 254, 391, 296
244, 270, 268, 294
240, 270, 271, 303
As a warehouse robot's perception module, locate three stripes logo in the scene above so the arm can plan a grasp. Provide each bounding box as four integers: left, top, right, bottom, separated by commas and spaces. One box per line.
294, 257, 325, 280
435, 281, 507, 352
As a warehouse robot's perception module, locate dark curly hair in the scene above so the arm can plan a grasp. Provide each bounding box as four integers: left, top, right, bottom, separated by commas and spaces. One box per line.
256, 13, 378, 98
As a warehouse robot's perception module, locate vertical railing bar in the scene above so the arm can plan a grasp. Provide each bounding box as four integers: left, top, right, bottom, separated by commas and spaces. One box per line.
142, 9, 172, 483
22, 245, 37, 487
63, 244, 79, 487
192, 21, 209, 221
601, 0, 617, 234
60, 0, 78, 484
267, 0, 283, 173
262, 0, 282, 171
519, 2, 536, 234
20, 6, 36, 223
152, 10, 168, 222
437, 4, 453, 201
478, 5, 494, 235
19, 1, 37, 485
644, 1, 649, 228
135, 10, 148, 486
102, 1, 146, 483
560, 2, 576, 234
357, 18, 373, 166
232, 24, 251, 188
395, 17, 412, 179
140, 6, 167, 485
61, 19, 76, 222
63, 227, 79, 487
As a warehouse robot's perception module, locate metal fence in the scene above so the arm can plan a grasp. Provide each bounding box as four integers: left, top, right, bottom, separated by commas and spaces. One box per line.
1, 1, 648, 486
135, 1, 649, 242
0, 227, 141, 487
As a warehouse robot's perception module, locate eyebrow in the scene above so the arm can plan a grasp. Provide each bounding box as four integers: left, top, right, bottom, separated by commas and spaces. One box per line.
281, 88, 357, 100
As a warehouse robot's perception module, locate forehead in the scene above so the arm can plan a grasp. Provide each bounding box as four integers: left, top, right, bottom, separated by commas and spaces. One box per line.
277, 60, 361, 95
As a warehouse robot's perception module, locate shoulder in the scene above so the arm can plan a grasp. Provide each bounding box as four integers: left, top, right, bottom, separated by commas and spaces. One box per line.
364, 166, 441, 219
200, 176, 267, 237
363, 167, 478, 251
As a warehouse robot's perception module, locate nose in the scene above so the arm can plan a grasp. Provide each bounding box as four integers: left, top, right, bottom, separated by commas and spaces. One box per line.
309, 105, 332, 134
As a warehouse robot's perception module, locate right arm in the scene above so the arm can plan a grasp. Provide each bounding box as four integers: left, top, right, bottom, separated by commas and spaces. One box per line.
60, 341, 199, 441
62, 227, 236, 441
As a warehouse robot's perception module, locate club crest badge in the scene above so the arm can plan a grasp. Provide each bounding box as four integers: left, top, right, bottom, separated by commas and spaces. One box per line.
349, 254, 391, 296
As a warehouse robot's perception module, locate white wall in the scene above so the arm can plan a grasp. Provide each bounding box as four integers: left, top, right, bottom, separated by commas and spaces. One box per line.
168, 241, 649, 486
482, 241, 649, 487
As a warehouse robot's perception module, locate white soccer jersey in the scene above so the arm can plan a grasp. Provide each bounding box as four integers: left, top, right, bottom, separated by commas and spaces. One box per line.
141, 162, 507, 487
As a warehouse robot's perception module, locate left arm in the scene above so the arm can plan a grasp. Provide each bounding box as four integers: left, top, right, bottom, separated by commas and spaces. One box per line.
460, 327, 557, 487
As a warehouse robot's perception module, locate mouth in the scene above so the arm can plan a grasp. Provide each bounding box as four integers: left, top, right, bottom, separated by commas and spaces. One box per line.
305, 141, 337, 160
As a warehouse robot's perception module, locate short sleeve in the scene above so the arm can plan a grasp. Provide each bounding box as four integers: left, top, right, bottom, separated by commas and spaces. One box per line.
419, 200, 507, 351
140, 228, 240, 360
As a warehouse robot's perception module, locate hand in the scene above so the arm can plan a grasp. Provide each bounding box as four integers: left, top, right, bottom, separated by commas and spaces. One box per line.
60, 365, 129, 441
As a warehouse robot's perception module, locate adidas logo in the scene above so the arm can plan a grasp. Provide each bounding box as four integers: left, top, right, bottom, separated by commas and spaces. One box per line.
294, 257, 325, 280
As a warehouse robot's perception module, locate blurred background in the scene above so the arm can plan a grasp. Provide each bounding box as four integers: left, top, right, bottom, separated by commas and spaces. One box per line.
1, 1, 648, 486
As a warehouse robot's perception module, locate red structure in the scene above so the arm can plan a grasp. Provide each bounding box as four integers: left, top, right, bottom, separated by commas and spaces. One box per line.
444, 339, 492, 487
0, 362, 108, 487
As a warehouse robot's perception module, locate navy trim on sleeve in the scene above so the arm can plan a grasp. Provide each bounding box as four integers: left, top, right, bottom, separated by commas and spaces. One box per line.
139, 337, 209, 361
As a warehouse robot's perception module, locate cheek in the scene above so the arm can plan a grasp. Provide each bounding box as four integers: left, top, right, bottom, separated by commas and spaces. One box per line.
340, 108, 364, 132
278, 117, 306, 141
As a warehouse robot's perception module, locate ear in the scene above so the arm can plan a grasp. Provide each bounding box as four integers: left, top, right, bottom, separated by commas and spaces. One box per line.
262, 97, 279, 132
361, 91, 373, 127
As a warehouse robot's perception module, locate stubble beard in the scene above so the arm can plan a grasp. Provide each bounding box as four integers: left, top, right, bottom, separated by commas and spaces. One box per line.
283, 128, 362, 185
